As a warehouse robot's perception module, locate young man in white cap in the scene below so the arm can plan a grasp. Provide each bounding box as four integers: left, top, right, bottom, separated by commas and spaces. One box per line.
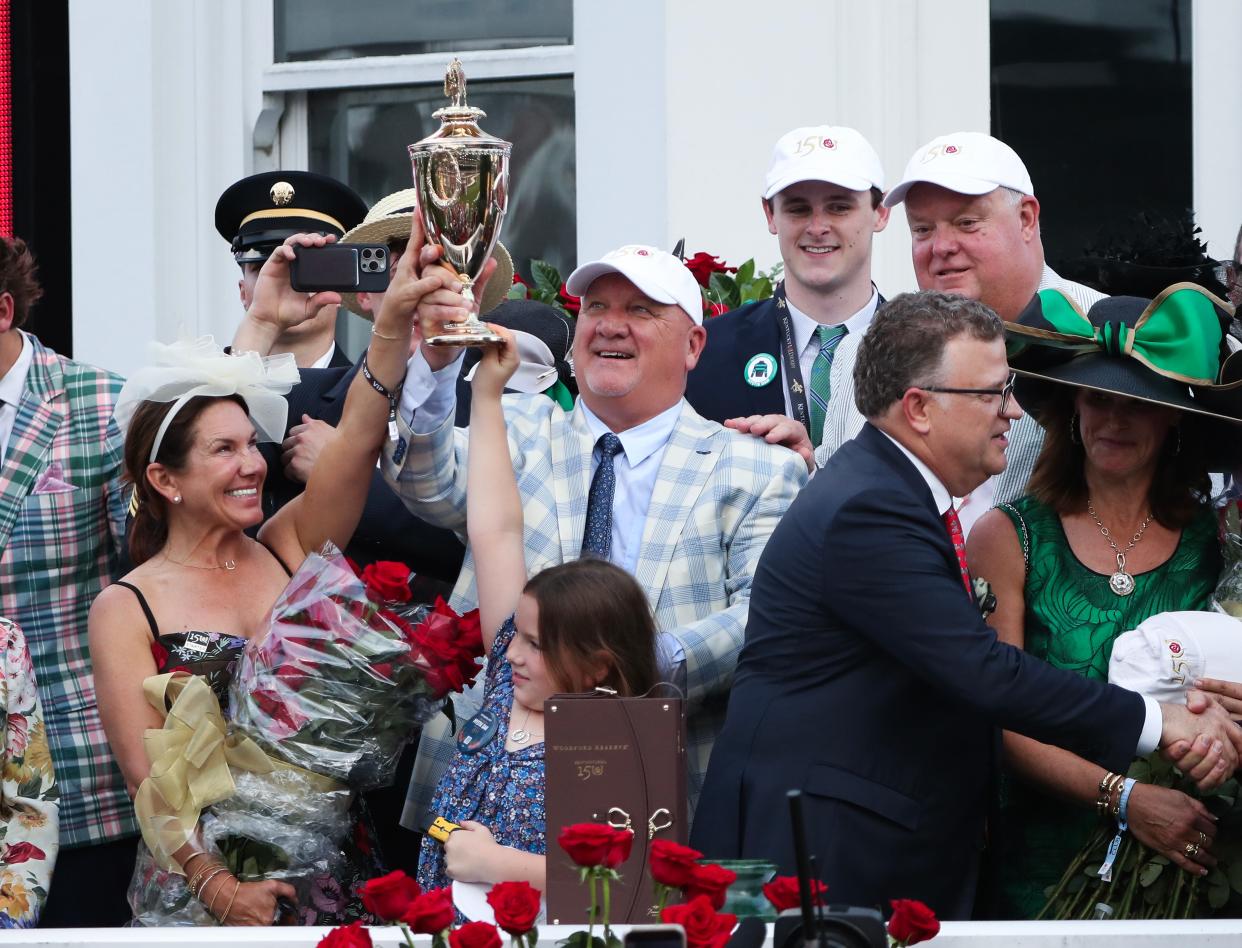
817, 131, 1105, 525
686, 125, 888, 452
383, 243, 808, 829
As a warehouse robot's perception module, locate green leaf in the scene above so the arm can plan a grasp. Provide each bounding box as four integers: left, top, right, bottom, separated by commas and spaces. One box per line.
1139, 861, 1164, 887
735, 258, 756, 286
709, 272, 740, 309
532, 259, 563, 297
16, 778, 41, 801
507, 283, 528, 300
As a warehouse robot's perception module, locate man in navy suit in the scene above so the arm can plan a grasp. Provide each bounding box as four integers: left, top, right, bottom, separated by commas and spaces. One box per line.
692, 291, 1242, 919
685, 125, 888, 452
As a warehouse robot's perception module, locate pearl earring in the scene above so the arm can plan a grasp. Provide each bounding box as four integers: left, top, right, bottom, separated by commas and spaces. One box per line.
173, 495, 182, 504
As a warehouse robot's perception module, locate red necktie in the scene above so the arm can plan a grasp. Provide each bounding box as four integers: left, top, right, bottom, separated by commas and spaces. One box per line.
942, 507, 972, 596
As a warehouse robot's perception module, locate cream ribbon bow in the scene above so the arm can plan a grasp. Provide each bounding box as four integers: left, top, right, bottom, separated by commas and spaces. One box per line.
133, 673, 276, 873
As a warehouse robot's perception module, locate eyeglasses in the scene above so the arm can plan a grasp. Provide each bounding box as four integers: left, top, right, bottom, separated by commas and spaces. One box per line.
919, 372, 1016, 416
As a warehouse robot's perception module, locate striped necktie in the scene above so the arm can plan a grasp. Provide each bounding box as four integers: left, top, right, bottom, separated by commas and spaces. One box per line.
808, 324, 847, 448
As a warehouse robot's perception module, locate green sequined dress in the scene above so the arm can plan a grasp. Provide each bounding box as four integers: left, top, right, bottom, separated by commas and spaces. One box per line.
989, 495, 1221, 919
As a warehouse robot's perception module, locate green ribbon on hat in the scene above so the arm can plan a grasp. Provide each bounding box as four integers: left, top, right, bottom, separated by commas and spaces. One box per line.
1009, 283, 1226, 386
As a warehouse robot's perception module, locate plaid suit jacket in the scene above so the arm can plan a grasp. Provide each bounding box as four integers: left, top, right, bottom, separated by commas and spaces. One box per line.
381, 394, 807, 825
0, 333, 132, 847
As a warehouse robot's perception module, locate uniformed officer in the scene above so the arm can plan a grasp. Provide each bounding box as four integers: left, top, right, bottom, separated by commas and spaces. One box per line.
215, 170, 367, 368
685, 125, 889, 451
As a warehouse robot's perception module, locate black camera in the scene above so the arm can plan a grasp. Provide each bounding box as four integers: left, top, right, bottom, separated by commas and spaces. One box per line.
289, 243, 390, 293
774, 905, 887, 948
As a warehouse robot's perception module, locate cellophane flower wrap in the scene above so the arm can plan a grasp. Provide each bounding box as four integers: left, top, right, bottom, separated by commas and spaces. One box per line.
129, 544, 484, 926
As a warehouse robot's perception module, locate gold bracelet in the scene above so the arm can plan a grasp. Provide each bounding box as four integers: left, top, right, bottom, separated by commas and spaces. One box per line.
371, 326, 404, 342
206, 871, 234, 917
194, 867, 230, 903
187, 863, 219, 897
219, 878, 241, 924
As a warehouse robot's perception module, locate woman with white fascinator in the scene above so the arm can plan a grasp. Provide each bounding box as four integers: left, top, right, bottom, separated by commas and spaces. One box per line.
87, 228, 450, 926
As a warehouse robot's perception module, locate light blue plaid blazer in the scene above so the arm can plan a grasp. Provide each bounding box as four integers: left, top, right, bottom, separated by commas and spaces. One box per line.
381, 394, 807, 827
0, 333, 131, 848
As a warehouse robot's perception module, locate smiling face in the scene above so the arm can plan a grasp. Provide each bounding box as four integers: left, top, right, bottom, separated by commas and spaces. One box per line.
155, 400, 267, 532
764, 181, 888, 308
572, 272, 707, 431
923, 335, 1023, 496
904, 183, 1043, 320
507, 593, 558, 713
1076, 388, 1178, 481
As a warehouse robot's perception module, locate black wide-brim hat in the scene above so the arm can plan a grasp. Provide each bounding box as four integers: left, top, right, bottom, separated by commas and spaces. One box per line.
214, 171, 368, 263
1007, 284, 1242, 444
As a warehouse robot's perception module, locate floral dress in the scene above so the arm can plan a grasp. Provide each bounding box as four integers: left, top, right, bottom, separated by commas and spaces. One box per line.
417, 617, 545, 892
0, 617, 59, 928
120, 581, 383, 927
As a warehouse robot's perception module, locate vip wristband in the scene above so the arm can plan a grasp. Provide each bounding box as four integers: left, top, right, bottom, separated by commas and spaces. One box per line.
361, 355, 404, 442
1097, 777, 1137, 882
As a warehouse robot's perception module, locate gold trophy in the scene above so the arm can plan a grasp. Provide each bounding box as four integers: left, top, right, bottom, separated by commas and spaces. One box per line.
409, 59, 511, 346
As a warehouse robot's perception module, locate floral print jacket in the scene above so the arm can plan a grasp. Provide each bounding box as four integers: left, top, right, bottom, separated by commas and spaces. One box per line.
0, 618, 58, 927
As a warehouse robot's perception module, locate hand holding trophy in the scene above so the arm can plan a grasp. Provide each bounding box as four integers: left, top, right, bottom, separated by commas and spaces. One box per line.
409, 58, 512, 347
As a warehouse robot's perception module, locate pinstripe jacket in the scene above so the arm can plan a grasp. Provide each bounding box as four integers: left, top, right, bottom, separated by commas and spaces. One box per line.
381, 393, 808, 825
0, 333, 132, 848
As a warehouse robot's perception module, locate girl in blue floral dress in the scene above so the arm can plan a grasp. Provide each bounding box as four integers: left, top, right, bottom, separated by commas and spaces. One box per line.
416, 326, 659, 894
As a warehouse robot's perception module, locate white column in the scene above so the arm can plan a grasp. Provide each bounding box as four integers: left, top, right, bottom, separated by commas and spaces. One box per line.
1193, 0, 1242, 262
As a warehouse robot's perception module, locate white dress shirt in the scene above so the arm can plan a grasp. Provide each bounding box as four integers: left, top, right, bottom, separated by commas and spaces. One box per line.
0, 331, 33, 466
782, 289, 880, 418
878, 428, 1161, 755
308, 343, 337, 370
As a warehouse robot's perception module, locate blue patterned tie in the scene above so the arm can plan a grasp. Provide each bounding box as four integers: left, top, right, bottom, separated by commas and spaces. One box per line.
808, 324, 847, 449
581, 433, 624, 559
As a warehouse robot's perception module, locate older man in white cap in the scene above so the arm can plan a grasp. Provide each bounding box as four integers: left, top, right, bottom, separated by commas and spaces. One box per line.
383, 243, 808, 828
817, 132, 1106, 524
687, 125, 889, 454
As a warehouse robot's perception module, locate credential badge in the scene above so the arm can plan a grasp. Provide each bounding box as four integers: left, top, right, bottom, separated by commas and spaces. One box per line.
744, 353, 778, 388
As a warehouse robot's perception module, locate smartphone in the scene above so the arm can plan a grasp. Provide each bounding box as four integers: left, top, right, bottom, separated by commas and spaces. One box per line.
623, 925, 688, 948
289, 243, 390, 293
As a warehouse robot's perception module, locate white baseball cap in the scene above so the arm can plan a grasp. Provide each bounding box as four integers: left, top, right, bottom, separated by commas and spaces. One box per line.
1108, 611, 1242, 703
883, 131, 1034, 208
566, 245, 704, 325
763, 125, 885, 200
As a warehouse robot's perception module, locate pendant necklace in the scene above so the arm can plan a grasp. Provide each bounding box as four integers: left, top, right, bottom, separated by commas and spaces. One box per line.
509, 705, 543, 745
1086, 499, 1153, 597
163, 551, 237, 571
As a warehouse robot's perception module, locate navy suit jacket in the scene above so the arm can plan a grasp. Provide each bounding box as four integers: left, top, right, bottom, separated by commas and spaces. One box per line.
260, 360, 467, 582
685, 294, 886, 424
691, 423, 1146, 919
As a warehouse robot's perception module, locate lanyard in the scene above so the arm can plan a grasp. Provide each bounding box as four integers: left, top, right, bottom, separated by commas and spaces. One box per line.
772, 281, 811, 432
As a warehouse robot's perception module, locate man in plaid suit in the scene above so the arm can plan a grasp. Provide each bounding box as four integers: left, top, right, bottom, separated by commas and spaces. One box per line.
383, 244, 808, 829
0, 238, 134, 925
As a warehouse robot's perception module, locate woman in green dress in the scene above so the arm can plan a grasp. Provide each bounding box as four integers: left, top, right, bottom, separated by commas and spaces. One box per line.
968, 286, 1242, 919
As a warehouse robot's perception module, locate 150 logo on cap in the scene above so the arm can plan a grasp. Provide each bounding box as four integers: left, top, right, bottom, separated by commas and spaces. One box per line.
793, 135, 836, 158
921, 143, 961, 163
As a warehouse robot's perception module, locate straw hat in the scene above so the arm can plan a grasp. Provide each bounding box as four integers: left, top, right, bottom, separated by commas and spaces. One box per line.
339, 188, 513, 318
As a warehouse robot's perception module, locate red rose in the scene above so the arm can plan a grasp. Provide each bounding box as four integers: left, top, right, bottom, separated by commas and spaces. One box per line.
683, 252, 737, 288
604, 828, 634, 869
887, 899, 940, 946
649, 840, 703, 888
361, 561, 413, 604
558, 822, 622, 867
707, 301, 729, 318
149, 639, 170, 668
685, 862, 737, 910
1, 842, 45, 865
449, 920, 503, 948
404, 886, 454, 934
317, 921, 373, 948
345, 556, 363, 576
762, 875, 827, 912
360, 869, 421, 922
556, 282, 581, 315
661, 895, 737, 948
275, 663, 310, 691
486, 880, 542, 935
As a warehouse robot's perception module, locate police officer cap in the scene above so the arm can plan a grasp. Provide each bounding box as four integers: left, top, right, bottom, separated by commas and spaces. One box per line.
214, 171, 368, 264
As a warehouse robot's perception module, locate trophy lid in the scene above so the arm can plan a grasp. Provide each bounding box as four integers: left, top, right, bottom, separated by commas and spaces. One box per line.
409, 58, 511, 153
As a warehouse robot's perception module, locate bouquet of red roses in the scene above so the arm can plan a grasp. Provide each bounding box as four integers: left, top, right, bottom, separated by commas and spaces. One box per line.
230, 544, 483, 789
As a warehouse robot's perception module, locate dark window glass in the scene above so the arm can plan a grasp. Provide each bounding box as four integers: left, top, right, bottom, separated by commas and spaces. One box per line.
275, 0, 572, 61
990, 0, 1192, 273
